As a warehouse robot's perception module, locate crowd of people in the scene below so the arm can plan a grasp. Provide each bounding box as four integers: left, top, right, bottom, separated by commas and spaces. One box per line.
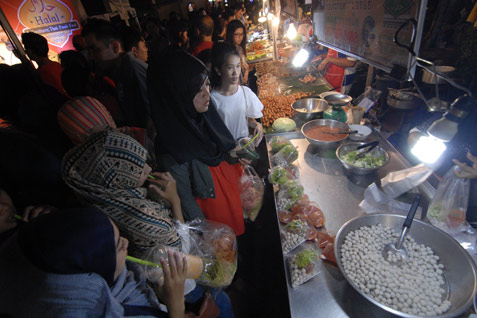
0, 5, 265, 318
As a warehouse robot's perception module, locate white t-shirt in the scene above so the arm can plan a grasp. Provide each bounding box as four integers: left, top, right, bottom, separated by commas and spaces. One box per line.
210, 86, 263, 140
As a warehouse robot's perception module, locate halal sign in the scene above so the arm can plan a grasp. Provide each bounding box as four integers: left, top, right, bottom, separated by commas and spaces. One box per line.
18, 0, 80, 48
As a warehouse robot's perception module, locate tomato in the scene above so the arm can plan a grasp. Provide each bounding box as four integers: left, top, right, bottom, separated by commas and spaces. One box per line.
308, 210, 325, 228
306, 227, 318, 240
316, 232, 334, 249
320, 243, 336, 265
278, 210, 293, 224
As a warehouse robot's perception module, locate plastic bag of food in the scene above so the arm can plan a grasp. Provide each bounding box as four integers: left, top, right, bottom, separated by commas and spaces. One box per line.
281, 219, 309, 254
142, 219, 237, 288
271, 144, 299, 167
268, 135, 294, 154
276, 179, 304, 211
291, 200, 325, 229
287, 243, 321, 288
427, 166, 472, 235
239, 164, 265, 221
268, 165, 298, 186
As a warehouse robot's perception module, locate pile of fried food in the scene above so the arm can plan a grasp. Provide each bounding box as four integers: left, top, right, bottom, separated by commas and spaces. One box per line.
248, 41, 265, 52
261, 92, 311, 127
298, 74, 316, 84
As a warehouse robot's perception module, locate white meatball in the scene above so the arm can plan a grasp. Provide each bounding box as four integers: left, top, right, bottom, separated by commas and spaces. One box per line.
340, 224, 450, 316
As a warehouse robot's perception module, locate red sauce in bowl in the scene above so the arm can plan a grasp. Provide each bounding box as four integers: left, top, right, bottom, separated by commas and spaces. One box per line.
305, 126, 347, 141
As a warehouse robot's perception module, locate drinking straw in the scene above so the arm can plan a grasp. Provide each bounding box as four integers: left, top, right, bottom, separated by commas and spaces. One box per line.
127, 255, 162, 268
240, 133, 259, 150
13, 214, 23, 221
148, 174, 156, 180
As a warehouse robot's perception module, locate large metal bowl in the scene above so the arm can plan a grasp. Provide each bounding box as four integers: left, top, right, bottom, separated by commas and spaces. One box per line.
335, 214, 477, 318
336, 141, 390, 175
301, 119, 349, 149
323, 93, 352, 107
291, 98, 329, 121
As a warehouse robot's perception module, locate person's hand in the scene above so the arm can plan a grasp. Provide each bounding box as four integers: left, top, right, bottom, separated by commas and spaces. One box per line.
229, 144, 252, 165
148, 172, 180, 205
311, 55, 322, 64
453, 152, 477, 179
22, 205, 55, 221
158, 250, 187, 318
317, 58, 328, 72
252, 122, 264, 147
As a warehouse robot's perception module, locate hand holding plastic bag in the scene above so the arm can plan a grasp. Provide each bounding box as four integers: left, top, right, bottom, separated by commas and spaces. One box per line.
142, 219, 238, 288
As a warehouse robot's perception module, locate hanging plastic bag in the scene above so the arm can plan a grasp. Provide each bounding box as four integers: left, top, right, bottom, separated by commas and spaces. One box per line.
427, 166, 472, 235
238, 164, 265, 221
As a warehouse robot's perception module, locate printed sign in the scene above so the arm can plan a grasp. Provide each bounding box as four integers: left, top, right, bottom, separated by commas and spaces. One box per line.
314, 0, 422, 71
1, 0, 81, 53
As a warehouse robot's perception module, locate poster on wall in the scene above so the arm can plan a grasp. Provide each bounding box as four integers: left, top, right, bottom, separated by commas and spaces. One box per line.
1, 0, 81, 57
314, 0, 423, 72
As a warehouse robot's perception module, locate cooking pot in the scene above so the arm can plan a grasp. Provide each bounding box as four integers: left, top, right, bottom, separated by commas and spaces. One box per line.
387, 88, 422, 110
422, 66, 455, 85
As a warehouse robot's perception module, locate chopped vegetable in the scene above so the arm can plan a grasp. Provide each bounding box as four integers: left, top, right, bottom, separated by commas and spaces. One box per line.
341, 150, 385, 168
197, 258, 237, 287
295, 249, 318, 268
269, 166, 294, 185
269, 136, 293, 153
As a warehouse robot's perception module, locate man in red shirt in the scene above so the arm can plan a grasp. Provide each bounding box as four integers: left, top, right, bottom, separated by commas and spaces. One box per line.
21, 32, 67, 96
191, 15, 214, 56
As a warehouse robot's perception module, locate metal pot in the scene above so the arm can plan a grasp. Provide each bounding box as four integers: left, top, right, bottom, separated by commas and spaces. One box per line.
422, 66, 455, 85
291, 98, 329, 122
301, 119, 349, 149
386, 89, 422, 110
335, 213, 477, 318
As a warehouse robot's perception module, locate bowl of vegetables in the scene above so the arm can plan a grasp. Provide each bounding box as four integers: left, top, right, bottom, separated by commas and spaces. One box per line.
336, 142, 389, 175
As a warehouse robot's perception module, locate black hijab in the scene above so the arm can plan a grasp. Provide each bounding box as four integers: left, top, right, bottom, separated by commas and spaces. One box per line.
148, 49, 235, 167
18, 208, 117, 285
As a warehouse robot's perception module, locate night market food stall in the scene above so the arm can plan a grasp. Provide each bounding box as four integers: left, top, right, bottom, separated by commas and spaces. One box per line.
249, 0, 477, 317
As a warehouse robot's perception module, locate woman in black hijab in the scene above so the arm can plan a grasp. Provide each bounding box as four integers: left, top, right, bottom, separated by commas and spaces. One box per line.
0, 208, 187, 317
148, 50, 245, 235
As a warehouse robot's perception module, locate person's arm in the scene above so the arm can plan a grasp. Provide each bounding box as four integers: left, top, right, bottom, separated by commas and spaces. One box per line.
148, 172, 184, 223
156, 156, 205, 221
318, 56, 356, 71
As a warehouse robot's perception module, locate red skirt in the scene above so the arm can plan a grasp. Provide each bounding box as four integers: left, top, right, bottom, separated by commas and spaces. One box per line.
195, 161, 245, 236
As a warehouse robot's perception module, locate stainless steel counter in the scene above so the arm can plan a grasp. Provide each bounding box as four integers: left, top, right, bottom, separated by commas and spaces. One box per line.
265, 130, 451, 318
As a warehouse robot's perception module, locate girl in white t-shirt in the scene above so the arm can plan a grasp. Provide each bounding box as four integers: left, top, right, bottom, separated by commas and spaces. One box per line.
210, 41, 264, 143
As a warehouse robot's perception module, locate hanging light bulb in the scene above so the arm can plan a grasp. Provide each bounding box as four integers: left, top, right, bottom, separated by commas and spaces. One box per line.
272, 16, 279, 27
258, 11, 267, 23
292, 48, 310, 67
410, 136, 447, 164
286, 23, 297, 40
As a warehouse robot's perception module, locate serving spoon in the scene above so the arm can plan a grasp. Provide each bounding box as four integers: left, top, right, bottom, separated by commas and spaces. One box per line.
323, 130, 358, 135
382, 194, 421, 265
